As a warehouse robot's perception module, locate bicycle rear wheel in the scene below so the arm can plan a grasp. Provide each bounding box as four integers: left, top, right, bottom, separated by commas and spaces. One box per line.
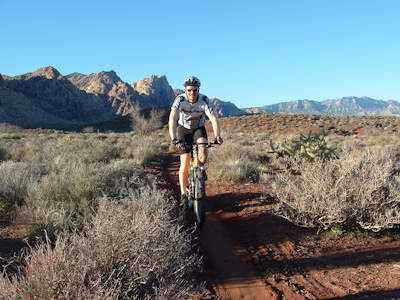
193, 175, 206, 227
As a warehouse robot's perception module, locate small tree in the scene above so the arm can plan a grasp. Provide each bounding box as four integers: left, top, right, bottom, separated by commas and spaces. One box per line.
130, 103, 165, 137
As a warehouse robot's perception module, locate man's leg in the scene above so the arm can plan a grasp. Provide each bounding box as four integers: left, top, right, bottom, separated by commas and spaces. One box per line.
197, 136, 209, 166
179, 153, 191, 196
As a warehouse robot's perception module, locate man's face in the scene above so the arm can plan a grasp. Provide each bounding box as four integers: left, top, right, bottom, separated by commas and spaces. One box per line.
185, 85, 199, 103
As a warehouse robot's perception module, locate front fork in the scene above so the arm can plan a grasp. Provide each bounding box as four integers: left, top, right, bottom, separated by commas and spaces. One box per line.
189, 163, 205, 197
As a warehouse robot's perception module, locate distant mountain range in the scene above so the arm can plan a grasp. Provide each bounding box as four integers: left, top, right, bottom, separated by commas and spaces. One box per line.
1, 66, 399, 130
245, 97, 400, 116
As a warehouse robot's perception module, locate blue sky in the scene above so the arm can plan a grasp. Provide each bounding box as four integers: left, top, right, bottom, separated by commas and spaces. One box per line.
1, 0, 400, 108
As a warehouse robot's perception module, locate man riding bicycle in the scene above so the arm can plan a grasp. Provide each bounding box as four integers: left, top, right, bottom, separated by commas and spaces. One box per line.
169, 76, 223, 207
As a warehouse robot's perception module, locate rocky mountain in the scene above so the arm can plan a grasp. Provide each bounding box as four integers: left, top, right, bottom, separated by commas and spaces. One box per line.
3, 67, 114, 127
131, 75, 176, 108
173, 89, 184, 97
65, 71, 140, 115
66, 72, 176, 115
173, 89, 243, 117
0, 74, 6, 88
0, 72, 79, 128
245, 97, 400, 116
210, 98, 244, 117
1, 66, 243, 129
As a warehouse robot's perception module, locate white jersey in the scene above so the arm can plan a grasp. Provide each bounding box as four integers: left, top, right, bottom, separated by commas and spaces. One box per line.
172, 93, 215, 129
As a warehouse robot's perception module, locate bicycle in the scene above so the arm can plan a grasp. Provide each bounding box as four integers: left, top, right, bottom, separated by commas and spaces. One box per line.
184, 141, 218, 228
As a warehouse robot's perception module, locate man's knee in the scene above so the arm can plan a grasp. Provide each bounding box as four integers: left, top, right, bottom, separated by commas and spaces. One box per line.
198, 147, 208, 164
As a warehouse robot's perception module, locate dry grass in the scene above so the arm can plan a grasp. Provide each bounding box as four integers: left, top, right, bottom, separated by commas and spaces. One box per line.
0, 129, 203, 299
207, 138, 265, 184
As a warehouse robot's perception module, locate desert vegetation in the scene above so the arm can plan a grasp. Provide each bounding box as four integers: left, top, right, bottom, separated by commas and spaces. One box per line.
0, 126, 201, 299
208, 114, 400, 233
1, 113, 400, 299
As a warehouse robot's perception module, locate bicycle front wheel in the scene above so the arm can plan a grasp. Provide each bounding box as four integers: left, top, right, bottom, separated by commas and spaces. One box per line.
193, 176, 206, 227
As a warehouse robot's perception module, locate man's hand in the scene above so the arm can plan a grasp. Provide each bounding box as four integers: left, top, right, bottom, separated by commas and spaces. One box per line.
214, 135, 223, 145
173, 138, 185, 149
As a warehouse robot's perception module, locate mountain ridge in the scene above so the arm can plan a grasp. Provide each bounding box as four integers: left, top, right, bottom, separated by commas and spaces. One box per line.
2, 66, 400, 130
1, 66, 242, 129
245, 97, 400, 116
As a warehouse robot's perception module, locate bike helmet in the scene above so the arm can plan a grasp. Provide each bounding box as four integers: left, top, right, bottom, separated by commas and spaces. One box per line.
183, 76, 201, 87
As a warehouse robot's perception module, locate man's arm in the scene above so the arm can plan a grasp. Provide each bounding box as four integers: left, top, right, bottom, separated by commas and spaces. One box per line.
169, 107, 180, 141
209, 113, 223, 143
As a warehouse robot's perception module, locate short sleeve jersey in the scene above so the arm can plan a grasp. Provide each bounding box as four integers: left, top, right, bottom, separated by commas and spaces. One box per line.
172, 93, 215, 129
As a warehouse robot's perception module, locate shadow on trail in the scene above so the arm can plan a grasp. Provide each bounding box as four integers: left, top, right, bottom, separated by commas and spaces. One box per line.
289, 242, 400, 272
323, 288, 400, 300
208, 191, 277, 214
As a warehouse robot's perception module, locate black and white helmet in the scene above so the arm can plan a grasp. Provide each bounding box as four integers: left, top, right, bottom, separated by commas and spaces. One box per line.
183, 76, 201, 87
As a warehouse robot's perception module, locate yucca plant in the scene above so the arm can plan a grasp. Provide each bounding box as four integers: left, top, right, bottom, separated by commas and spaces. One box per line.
269, 130, 338, 173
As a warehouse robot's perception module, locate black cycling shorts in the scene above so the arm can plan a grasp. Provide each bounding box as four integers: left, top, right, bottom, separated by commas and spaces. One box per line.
178, 126, 208, 154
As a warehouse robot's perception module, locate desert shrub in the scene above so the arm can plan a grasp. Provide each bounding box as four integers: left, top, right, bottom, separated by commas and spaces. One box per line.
0, 131, 166, 235
0, 186, 201, 300
0, 233, 120, 300
96, 159, 147, 196
0, 161, 44, 211
271, 149, 400, 232
18, 158, 145, 237
208, 140, 262, 183
121, 136, 164, 166
72, 187, 200, 299
130, 105, 165, 137
0, 138, 29, 162
0, 147, 8, 162
82, 126, 95, 133
0, 123, 22, 133
18, 159, 101, 236
51, 135, 123, 164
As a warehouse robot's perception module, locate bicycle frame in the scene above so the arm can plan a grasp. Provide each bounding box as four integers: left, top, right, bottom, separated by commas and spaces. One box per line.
185, 142, 217, 227
189, 143, 205, 192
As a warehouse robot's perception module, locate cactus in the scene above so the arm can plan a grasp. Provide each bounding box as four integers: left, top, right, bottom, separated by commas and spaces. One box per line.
269, 130, 337, 162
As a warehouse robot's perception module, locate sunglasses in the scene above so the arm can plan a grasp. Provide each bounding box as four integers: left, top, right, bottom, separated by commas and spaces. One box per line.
187, 88, 199, 93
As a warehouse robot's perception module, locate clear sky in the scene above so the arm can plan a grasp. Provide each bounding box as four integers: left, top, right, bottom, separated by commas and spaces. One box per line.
1, 0, 399, 108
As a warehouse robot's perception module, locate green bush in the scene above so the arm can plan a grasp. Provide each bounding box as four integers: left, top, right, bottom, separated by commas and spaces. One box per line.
269, 130, 337, 168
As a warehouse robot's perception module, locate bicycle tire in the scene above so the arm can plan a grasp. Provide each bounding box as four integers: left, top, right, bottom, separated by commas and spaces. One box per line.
187, 167, 194, 210
193, 175, 206, 227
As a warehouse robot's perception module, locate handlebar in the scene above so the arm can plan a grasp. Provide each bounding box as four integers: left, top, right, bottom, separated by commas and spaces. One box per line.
182, 141, 220, 149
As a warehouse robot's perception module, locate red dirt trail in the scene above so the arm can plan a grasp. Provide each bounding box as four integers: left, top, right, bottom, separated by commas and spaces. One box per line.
160, 150, 274, 299
159, 150, 400, 300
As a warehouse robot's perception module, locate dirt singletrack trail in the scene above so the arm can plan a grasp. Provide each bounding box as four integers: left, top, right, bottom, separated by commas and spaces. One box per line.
158, 150, 400, 300
159, 150, 274, 299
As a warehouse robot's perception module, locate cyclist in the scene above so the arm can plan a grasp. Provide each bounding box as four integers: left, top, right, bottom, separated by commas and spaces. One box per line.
169, 76, 223, 207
